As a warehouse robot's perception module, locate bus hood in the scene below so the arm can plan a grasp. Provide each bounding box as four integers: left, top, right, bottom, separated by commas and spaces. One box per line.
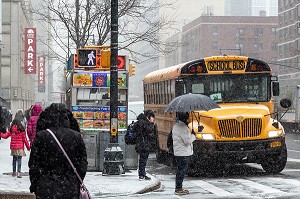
200, 103, 270, 118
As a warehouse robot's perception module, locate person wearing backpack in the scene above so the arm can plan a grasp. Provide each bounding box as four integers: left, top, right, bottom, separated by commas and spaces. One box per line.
172, 112, 195, 195
133, 109, 157, 180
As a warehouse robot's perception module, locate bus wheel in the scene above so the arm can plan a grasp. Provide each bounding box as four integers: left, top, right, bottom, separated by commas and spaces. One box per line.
187, 162, 206, 177
261, 144, 287, 174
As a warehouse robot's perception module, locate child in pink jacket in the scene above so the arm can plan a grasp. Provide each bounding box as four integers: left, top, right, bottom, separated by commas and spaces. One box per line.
1, 119, 30, 178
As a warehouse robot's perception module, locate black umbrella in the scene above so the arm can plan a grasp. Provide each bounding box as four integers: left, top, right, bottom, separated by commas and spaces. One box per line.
165, 93, 220, 113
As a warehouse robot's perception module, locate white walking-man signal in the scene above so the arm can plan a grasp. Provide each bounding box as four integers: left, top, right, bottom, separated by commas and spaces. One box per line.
87, 51, 95, 65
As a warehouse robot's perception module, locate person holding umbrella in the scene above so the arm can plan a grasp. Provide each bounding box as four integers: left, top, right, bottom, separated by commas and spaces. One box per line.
172, 112, 195, 195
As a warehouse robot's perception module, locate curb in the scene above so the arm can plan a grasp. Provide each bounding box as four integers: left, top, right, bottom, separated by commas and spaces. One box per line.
0, 192, 35, 199
135, 175, 161, 194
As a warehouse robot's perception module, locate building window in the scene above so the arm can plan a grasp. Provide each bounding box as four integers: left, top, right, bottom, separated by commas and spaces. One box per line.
271, 42, 278, 50
212, 41, 218, 50
212, 26, 218, 36
298, 5, 300, 17
235, 43, 244, 50
254, 28, 263, 36
236, 28, 244, 36
272, 27, 277, 35
284, 28, 288, 38
297, 40, 300, 50
279, 45, 284, 56
254, 43, 263, 52
285, 0, 289, 6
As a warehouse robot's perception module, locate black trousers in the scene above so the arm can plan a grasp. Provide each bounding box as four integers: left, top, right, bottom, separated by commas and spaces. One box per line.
175, 156, 190, 190
138, 151, 149, 177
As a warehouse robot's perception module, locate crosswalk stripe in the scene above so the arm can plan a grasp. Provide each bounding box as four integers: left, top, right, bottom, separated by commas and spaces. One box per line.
287, 158, 300, 163
267, 177, 300, 187
231, 179, 284, 194
191, 180, 234, 197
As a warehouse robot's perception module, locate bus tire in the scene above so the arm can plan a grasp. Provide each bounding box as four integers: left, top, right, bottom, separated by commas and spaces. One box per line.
261, 144, 287, 174
187, 162, 206, 177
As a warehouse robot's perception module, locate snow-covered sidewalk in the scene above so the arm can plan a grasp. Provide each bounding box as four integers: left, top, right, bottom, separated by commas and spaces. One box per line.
0, 138, 160, 197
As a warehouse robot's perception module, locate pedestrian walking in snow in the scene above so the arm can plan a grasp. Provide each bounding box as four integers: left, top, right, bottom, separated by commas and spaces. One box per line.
0, 106, 7, 139
24, 105, 33, 124
26, 104, 43, 145
0, 119, 30, 178
14, 109, 26, 127
133, 109, 157, 180
172, 112, 195, 195
29, 103, 88, 199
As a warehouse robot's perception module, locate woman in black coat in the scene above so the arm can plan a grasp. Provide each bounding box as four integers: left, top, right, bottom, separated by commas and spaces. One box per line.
29, 103, 88, 199
0, 106, 7, 135
133, 109, 157, 180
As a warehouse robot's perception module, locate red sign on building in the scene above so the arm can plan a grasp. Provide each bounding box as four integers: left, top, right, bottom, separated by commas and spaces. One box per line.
38, 56, 45, 92
24, 28, 36, 74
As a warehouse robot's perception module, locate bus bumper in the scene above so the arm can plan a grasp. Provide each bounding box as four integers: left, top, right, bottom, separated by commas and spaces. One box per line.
192, 137, 286, 164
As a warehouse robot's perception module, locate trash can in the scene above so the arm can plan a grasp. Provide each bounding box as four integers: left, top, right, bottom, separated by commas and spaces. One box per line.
124, 145, 138, 170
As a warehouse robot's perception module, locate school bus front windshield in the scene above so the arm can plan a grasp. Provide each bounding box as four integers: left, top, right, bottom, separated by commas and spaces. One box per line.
181, 74, 271, 103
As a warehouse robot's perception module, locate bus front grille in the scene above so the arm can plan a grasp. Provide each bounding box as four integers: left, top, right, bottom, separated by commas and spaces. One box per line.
218, 118, 262, 138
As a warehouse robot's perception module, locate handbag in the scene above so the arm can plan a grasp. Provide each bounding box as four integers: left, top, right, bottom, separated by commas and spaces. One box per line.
46, 129, 92, 199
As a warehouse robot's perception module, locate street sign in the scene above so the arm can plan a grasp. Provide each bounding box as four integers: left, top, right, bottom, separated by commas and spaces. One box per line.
24, 28, 36, 74
117, 56, 126, 70
38, 56, 45, 92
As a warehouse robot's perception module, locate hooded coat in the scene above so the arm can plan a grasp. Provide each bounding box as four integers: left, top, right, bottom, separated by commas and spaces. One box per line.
133, 113, 157, 153
29, 103, 87, 199
1, 129, 30, 150
27, 104, 43, 143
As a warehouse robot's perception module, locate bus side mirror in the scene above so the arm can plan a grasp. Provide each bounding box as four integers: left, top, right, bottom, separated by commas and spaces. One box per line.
272, 81, 279, 96
280, 98, 291, 108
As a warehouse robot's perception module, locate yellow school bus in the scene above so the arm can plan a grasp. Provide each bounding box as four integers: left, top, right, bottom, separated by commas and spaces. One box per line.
143, 55, 288, 176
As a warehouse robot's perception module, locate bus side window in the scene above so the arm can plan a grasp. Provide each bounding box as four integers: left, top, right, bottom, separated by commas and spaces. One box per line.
192, 84, 204, 94
175, 79, 184, 96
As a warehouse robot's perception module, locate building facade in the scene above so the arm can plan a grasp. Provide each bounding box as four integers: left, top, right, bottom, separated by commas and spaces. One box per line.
277, 0, 300, 74
129, 0, 225, 101
225, 0, 278, 16
180, 16, 279, 72
1, 0, 35, 114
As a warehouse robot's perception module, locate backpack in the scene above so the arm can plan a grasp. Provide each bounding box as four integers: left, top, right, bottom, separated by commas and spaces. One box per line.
125, 121, 137, 145
167, 130, 173, 154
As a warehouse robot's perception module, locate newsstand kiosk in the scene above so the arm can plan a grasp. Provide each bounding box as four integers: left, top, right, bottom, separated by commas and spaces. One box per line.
65, 47, 131, 171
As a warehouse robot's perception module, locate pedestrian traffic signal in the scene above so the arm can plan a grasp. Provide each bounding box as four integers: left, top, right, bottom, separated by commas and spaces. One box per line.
129, 64, 136, 76
101, 50, 111, 69
78, 49, 97, 67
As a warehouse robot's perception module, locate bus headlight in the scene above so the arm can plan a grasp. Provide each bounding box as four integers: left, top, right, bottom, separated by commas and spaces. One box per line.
196, 133, 215, 140
268, 130, 283, 138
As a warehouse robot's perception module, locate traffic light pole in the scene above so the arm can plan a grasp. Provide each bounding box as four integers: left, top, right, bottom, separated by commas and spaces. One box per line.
102, 0, 125, 175
110, 0, 118, 141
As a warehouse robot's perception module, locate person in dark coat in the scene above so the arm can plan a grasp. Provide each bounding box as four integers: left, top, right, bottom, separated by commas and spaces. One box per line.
133, 109, 157, 180
28, 103, 88, 199
0, 106, 7, 139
